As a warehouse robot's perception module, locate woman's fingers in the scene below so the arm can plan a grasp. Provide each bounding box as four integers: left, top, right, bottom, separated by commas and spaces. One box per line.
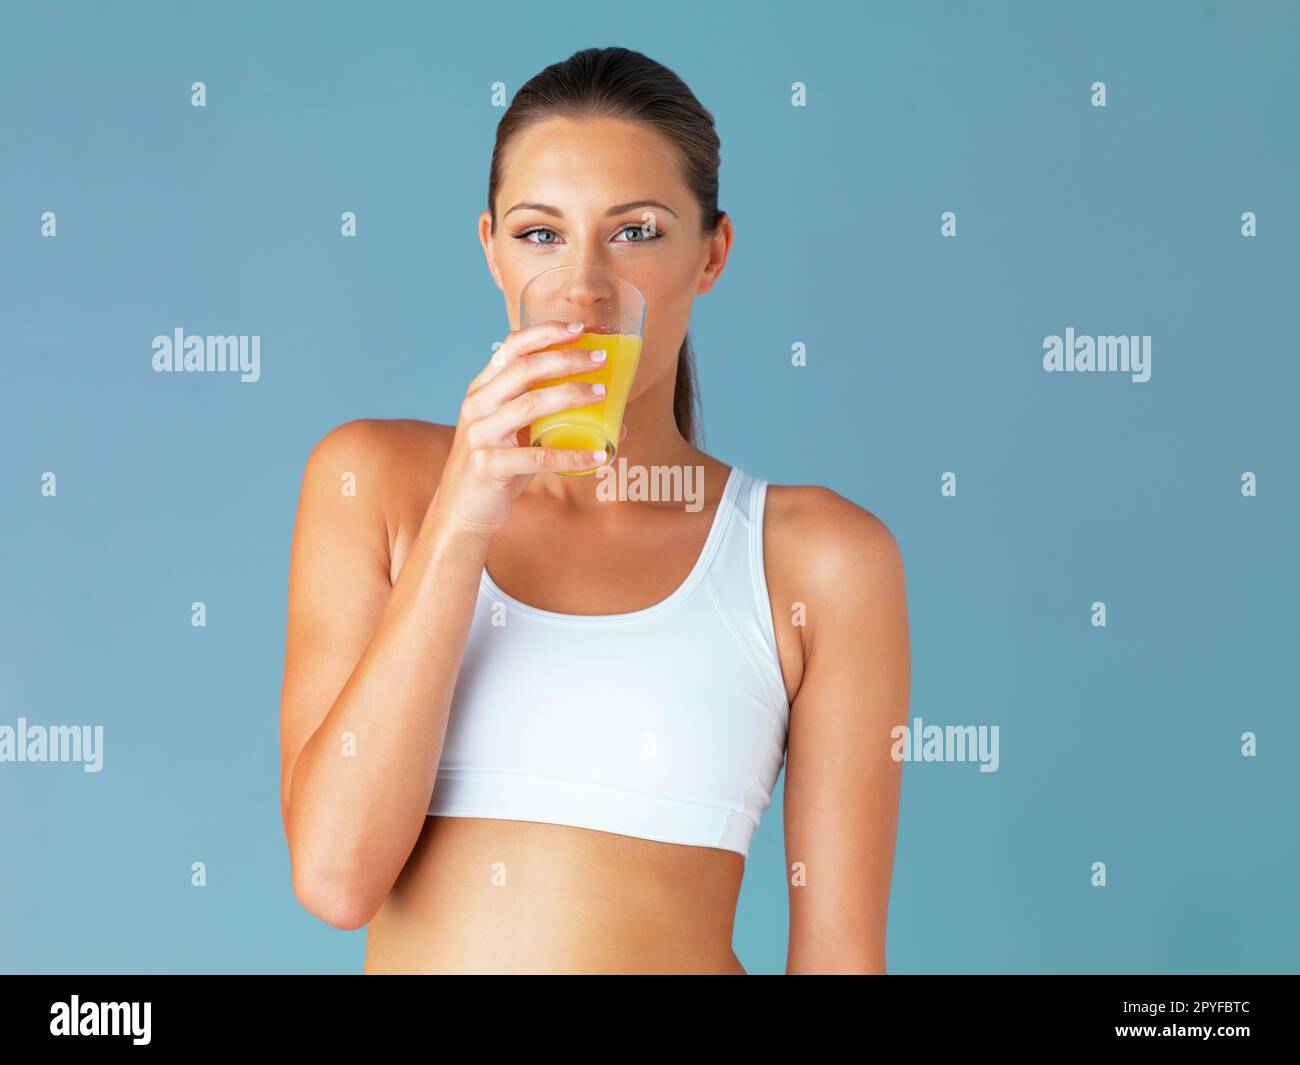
476, 443, 609, 483
464, 342, 607, 429
472, 377, 607, 446
466, 320, 584, 395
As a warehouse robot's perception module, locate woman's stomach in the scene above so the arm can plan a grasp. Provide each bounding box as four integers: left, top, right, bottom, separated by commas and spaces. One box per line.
362, 815, 748, 974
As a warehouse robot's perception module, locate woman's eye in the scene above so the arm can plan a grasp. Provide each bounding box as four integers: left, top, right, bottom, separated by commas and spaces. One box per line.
515, 227, 560, 245
614, 224, 662, 243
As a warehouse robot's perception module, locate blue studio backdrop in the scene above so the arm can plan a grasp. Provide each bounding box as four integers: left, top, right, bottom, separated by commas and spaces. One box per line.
1, 0, 1297, 974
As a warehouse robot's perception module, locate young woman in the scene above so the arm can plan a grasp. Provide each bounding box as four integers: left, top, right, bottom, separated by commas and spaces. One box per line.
279, 46, 910, 974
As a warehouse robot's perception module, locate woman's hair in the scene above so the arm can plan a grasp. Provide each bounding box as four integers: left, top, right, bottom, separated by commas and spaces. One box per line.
488, 46, 724, 448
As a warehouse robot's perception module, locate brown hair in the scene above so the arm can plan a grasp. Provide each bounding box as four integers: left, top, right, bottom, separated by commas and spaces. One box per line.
487, 46, 725, 447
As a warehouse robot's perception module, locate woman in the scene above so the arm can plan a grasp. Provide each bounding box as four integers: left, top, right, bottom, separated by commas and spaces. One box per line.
279, 46, 910, 974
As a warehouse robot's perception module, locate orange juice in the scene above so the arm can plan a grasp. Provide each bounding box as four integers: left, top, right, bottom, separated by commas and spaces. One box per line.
527, 331, 642, 475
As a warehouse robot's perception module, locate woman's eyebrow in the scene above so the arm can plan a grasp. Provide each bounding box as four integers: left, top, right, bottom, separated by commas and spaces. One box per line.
504, 199, 679, 219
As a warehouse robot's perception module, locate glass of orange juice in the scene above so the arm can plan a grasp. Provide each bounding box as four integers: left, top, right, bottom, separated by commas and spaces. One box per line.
519, 265, 645, 477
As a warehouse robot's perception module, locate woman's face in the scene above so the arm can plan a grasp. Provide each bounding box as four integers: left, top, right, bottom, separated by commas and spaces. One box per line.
479, 115, 729, 406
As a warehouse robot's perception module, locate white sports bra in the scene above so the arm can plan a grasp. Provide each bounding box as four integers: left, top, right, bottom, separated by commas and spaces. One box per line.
426, 465, 791, 857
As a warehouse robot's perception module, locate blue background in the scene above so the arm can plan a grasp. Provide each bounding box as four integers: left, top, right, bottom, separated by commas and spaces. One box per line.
1, 0, 1296, 974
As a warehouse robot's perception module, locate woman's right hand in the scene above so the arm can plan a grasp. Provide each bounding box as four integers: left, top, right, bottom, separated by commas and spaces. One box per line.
430, 319, 617, 540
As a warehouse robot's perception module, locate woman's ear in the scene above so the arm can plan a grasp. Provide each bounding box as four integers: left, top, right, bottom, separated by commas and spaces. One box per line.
478, 211, 504, 291
696, 212, 733, 295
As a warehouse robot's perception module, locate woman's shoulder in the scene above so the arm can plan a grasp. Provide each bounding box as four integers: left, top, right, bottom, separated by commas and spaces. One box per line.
761, 479, 904, 603
307, 416, 452, 463
300, 417, 454, 519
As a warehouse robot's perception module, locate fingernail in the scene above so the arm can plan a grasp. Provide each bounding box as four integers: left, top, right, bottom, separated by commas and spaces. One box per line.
567, 322, 584, 333
590, 348, 606, 362
591, 382, 606, 396
592, 450, 607, 462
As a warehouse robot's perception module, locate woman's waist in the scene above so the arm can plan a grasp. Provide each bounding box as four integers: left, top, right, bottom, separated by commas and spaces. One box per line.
364, 890, 746, 974
365, 815, 746, 972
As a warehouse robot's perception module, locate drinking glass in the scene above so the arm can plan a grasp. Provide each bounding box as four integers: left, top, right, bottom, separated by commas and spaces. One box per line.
519, 265, 646, 477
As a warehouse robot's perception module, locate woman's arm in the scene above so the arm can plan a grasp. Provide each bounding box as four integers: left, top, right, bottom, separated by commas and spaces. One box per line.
279, 323, 617, 930
279, 418, 488, 930
779, 489, 911, 973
